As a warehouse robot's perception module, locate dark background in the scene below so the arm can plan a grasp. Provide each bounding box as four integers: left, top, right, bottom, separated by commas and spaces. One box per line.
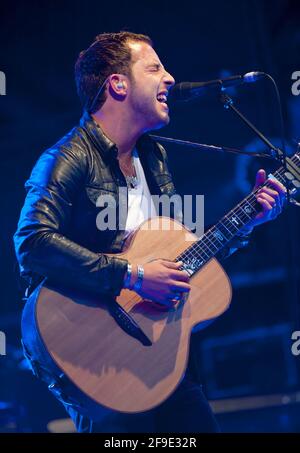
0, 0, 299, 432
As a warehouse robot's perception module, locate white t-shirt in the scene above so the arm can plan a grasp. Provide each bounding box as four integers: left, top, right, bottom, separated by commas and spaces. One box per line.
124, 149, 157, 237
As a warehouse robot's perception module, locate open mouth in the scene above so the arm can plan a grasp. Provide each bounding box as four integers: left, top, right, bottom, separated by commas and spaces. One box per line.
156, 93, 168, 108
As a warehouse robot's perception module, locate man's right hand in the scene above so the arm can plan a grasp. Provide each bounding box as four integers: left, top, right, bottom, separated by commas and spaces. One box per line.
126, 259, 191, 308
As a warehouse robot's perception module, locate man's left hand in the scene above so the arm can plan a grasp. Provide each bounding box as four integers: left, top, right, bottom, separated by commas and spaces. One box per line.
241, 168, 287, 234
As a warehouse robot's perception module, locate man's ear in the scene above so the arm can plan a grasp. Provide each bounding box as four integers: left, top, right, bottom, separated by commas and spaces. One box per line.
109, 75, 127, 94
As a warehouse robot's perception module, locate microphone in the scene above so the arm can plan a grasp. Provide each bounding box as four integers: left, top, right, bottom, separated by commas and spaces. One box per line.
170, 71, 266, 101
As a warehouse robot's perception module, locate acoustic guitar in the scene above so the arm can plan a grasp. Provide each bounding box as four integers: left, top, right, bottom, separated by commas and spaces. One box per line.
30, 149, 300, 413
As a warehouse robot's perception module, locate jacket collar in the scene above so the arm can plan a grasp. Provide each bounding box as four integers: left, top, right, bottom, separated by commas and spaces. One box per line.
80, 111, 155, 162
79, 111, 167, 183
79, 111, 118, 161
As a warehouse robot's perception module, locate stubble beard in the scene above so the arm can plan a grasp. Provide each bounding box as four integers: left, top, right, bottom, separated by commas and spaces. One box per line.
129, 79, 169, 132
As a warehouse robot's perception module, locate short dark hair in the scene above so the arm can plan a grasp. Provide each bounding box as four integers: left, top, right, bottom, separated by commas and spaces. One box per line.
75, 31, 153, 113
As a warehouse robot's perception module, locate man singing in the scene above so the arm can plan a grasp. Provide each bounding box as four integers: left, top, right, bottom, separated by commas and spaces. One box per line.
14, 31, 286, 432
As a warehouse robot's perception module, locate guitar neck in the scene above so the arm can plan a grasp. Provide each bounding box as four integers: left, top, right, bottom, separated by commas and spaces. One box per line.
176, 161, 290, 276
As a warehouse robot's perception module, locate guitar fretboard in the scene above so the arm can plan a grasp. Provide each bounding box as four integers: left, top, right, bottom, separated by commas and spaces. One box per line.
176, 151, 299, 276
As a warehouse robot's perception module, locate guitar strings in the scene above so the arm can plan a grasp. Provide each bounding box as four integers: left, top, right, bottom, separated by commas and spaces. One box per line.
176, 163, 290, 271
180, 160, 295, 268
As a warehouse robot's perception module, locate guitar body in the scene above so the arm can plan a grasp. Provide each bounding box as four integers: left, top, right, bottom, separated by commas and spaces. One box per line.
34, 217, 232, 413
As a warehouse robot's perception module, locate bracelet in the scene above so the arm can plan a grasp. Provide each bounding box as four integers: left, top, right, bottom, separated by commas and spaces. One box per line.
124, 263, 132, 289
133, 265, 144, 293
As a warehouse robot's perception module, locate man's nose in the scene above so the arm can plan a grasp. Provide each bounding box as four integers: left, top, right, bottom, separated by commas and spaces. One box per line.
164, 70, 175, 89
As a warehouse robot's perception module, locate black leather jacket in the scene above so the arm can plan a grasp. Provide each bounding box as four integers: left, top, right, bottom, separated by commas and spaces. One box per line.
13, 112, 180, 297
14, 112, 249, 299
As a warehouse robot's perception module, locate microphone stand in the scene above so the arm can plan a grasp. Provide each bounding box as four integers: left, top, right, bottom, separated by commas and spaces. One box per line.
219, 91, 300, 208
152, 92, 300, 206
149, 135, 274, 159
219, 92, 284, 165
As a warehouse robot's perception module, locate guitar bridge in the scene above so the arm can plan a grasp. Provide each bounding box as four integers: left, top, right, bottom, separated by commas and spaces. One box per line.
108, 300, 152, 347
